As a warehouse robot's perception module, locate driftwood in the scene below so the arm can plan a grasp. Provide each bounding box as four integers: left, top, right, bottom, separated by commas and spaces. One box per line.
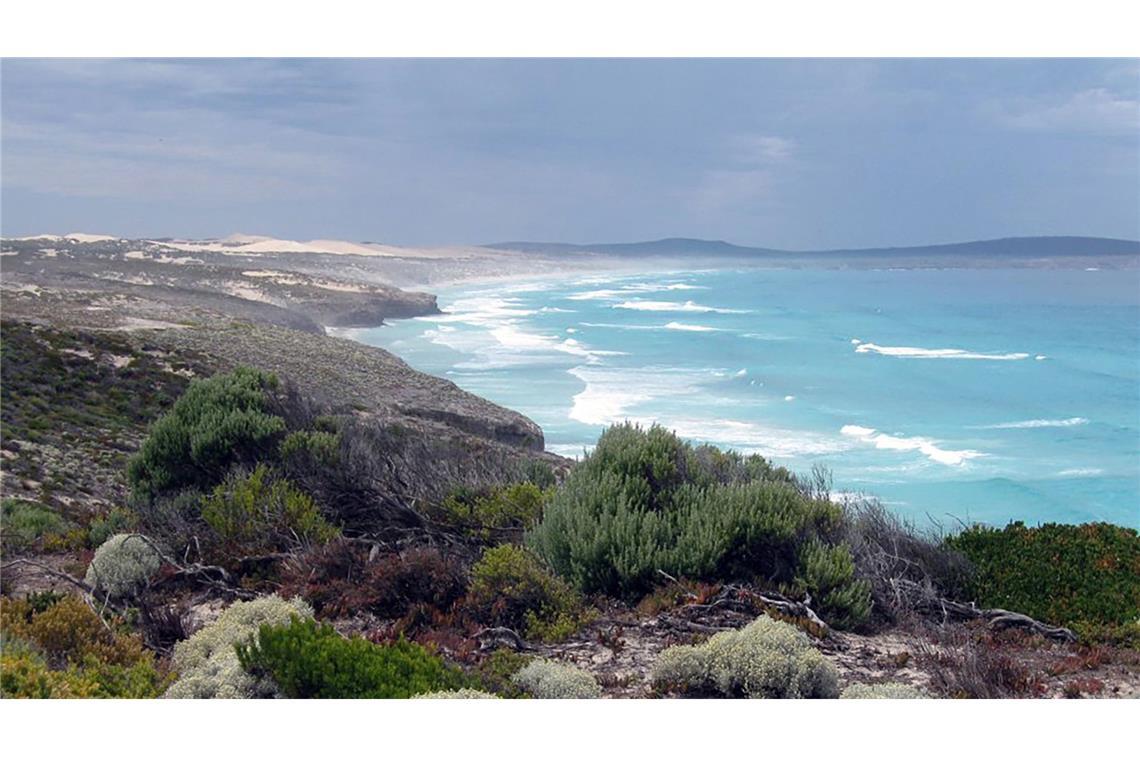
653, 572, 831, 637
2, 534, 255, 602
124, 534, 257, 600
474, 626, 535, 652
895, 579, 1077, 643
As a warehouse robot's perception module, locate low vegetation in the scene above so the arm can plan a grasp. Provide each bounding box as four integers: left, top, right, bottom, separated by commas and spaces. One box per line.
4, 353, 1136, 701
0, 595, 169, 698
651, 615, 840, 698
84, 533, 164, 602
127, 366, 289, 499
1, 498, 71, 554
165, 594, 314, 699
200, 465, 339, 554
527, 423, 871, 628
433, 482, 549, 539
414, 688, 500, 699
840, 682, 924, 699
235, 617, 471, 698
465, 544, 586, 642
946, 521, 1140, 644
510, 659, 602, 699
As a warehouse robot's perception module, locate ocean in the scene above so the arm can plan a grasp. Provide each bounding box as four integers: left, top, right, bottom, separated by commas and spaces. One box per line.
342, 265, 1140, 529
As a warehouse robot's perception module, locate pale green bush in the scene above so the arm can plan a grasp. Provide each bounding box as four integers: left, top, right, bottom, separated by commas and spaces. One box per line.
414, 688, 501, 699
840, 682, 925, 699
84, 533, 163, 600
165, 594, 313, 699
510, 659, 602, 699
652, 615, 839, 698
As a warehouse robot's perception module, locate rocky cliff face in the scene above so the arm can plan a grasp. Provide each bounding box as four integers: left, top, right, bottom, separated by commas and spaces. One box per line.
1, 236, 563, 522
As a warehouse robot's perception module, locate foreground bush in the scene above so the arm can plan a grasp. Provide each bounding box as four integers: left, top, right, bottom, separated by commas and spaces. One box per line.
946, 521, 1140, 638
651, 615, 839, 698
84, 533, 164, 601
840, 682, 925, 699
236, 617, 470, 698
840, 496, 972, 621
527, 424, 870, 627
466, 544, 585, 642
0, 595, 168, 698
413, 688, 500, 699
165, 594, 313, 699
510, 659, 601, 699
200, 465, 338, 554
127, 367, 287, 499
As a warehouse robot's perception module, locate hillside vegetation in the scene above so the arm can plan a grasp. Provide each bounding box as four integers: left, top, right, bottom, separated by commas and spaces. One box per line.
3, 337, 1138, 699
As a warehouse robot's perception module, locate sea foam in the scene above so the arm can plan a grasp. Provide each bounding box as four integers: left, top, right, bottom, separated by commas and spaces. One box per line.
979, 417, 1089, 429
855, 342, 1030, 361
613, 299, 747, 314
840, 424, 985, 466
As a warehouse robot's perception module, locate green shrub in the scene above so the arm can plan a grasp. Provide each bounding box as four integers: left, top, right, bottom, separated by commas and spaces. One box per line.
200, 465, 338, 553
279, 430, 340, 467
1, 498, 69, 553
651, 615, 840, 698
946, 522, 1140, 637
466, 544, 585, 642
84, 533, 164, 601
127, 367, 287, 499
1, 645, 101, 698
841, 682, 925, 699
435, 482, 549, 538
527, 424, 869, 627
87, 506, 137, 548
794, 540, 872, 630
235, 617, 470, 698
510, 659, 601, 699
518, 459, 557, 490
165, 594, 313, 699
413, 688, 500, 699
475, 648, 534, 697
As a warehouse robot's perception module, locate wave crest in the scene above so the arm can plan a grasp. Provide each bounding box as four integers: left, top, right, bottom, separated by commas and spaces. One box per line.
840, 424, 985, 466
855, 342, 1029, 361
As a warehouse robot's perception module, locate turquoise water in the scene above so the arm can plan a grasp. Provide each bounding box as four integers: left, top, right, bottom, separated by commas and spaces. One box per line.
345, 266, 1140, 529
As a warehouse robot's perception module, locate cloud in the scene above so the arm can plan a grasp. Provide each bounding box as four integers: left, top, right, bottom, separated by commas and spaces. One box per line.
691, 133, 797, 214
733, 134, 797, 164
996, 88, 1140, 135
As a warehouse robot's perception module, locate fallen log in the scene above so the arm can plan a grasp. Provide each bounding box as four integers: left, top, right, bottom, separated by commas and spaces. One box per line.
474, 626, 535, 652
896, 579, 1077, 643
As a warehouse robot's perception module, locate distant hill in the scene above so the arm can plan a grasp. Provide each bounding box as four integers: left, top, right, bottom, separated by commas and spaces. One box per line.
484, 236, 1140, 258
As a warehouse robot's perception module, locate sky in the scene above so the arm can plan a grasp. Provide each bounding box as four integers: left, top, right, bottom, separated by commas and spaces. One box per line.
1, 58, 1138, 248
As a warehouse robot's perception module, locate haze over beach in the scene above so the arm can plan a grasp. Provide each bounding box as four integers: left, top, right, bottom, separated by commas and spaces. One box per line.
2, 51, 1140, 708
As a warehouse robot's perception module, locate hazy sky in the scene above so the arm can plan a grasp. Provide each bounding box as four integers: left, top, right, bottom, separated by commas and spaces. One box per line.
2, 58, 1138, 248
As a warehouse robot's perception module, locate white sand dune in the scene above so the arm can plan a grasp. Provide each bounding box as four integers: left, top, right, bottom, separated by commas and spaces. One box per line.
9, 232, 118, 243
65, 233, 119, 243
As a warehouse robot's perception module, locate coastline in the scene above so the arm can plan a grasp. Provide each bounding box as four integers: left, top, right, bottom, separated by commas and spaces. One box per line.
337, 263, 1140, 530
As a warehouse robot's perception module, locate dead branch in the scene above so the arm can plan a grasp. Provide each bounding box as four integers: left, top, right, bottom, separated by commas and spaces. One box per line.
474, 626, 535, 652
896, 579, 1077, 643
1, 557, 94, 595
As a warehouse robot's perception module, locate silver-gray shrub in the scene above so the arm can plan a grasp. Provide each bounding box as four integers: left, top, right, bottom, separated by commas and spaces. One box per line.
84, 533, 163, 600
510, 659, 602, 699
165, 594, 313, 699
841, 682, 925, 699
414, 688, 501, 699
652, 614, 840, 698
